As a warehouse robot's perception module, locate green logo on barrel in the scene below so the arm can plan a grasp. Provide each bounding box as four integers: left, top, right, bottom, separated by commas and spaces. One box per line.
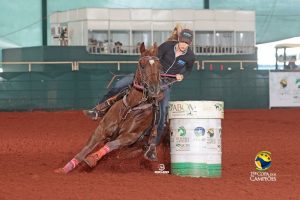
178, 126, 186, 137
215, 103, 224, 111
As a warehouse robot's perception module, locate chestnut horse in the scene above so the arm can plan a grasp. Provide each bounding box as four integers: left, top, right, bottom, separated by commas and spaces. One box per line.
55, 43, 161, 174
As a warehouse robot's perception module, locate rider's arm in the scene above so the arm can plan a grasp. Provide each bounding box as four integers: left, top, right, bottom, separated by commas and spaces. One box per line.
181, 52, 195, 77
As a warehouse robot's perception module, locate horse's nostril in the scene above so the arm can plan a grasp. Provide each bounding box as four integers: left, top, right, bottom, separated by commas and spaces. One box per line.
149, 86, 154, 93
149, 86, 159, 95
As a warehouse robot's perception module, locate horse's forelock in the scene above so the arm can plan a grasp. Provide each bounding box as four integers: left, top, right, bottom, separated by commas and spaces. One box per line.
141, 45, 158, 57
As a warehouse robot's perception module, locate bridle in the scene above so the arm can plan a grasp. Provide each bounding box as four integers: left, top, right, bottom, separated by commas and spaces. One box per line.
133, 55, 160, 95
133, 56, 179, 92
121, 55, 161, 120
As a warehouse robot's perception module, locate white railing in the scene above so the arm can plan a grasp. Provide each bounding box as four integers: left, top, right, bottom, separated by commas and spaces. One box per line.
0, 60, 257, 72
0, 61, 139, 72
74, 61, 138, 71
200, 60, 258, 70
87, 45, 140, 55
0, 61, 74, 72
87, 45, 256, 55
194, 45, 256, 55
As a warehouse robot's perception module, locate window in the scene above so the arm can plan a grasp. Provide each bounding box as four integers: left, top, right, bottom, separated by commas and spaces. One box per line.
88, 30, 108, 53
195, 31, 214, 53
132, 31, 151, 52
110, 30, 130, 54
236, 31, 255, 54
153, 31, 171, 45
88, 30, 108, 45
215, 31, 234, 53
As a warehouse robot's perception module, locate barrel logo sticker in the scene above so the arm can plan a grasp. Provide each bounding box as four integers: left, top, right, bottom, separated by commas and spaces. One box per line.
194, 127, 205, 137
178, 126, 186, 137
186, 103, 196, 116
175, 143, 190, 151
207, 128, 214, 137
280, 79, 287, 88
169, 102, 197, 116
169, 103, 184, 113
214, 103, 224, 112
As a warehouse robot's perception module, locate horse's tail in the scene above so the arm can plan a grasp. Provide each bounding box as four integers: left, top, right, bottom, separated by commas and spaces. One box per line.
166, 23, 183, 42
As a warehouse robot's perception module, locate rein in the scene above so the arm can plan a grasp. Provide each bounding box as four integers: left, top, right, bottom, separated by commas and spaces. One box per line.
133, 73, 178, 91
121, 55, 160, 120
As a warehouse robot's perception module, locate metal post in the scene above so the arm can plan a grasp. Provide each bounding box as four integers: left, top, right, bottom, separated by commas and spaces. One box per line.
284, 48, 286, 69
42, 0, 47, 46
275, 48, 278, 70
204, 0, 210, 9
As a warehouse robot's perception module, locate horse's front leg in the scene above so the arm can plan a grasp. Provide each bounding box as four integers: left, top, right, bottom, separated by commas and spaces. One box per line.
55, 125, 106, 174
84, 131, 143, 168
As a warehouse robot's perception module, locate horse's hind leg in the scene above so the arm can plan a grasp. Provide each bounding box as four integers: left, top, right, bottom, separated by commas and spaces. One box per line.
84, 132, 142, 168
55, 126, 106, 174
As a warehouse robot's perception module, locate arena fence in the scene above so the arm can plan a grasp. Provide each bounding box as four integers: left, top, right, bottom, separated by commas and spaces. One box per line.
0, 60, 268, 111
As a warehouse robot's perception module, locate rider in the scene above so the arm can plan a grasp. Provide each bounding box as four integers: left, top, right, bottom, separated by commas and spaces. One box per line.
83, 28, 195, 161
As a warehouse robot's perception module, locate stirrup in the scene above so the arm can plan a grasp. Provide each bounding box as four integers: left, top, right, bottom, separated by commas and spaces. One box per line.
144, 144, 158, 161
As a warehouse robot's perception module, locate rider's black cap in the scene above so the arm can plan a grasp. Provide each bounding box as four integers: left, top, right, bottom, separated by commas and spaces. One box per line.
179, 29, 193, 45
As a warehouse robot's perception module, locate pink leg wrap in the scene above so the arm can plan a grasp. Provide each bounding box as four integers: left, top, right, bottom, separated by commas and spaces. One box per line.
62, 158, 79, 173
95, 145, 110, 160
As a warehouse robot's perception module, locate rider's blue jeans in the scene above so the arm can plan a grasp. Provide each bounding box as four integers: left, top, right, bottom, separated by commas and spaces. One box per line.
155, 86, 170, 145
99, 73, 134, 104
99, 73, 170, 145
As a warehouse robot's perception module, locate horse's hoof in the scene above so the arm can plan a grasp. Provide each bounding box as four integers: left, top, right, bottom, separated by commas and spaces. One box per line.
77, 162, 93, 173
83, 155, 98, 168
144, 145, 158, 161
54, 168, 68, 174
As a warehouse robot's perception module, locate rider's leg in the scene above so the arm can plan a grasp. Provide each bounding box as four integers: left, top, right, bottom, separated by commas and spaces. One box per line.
144, 88, 171, 161
156, 87, 171, 144
98, 73, 134, 104
83, 74, 134, 120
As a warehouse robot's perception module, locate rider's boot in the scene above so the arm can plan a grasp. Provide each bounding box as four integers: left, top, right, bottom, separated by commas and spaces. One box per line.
83, 90, 127, 120
82, 101, 111, 121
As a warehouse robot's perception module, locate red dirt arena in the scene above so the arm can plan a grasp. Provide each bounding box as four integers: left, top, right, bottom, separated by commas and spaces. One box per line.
0, 109, 299, 200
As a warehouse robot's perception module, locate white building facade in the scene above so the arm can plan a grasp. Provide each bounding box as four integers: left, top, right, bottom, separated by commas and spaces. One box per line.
50, 8, 255, 55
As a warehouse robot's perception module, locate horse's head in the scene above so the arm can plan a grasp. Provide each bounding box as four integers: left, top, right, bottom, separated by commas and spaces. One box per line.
134, 42, 161, 98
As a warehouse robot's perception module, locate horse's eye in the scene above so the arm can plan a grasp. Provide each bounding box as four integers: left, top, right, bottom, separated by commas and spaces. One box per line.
140, 61, 145, 69
141, 60, 148, 69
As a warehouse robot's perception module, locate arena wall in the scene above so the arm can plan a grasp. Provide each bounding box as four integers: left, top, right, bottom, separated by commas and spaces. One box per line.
0, 46, 264, 110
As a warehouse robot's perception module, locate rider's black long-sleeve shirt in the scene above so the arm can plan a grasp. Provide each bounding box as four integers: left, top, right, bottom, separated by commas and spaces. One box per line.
158, 41, 195, 77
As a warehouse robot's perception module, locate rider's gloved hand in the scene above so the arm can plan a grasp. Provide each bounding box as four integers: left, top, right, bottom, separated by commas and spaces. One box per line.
176, 74, 184, 81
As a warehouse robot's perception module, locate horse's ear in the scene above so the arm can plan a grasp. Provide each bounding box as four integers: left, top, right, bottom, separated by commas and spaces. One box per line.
152, 42, 158, 55
140, 42, 146, 54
